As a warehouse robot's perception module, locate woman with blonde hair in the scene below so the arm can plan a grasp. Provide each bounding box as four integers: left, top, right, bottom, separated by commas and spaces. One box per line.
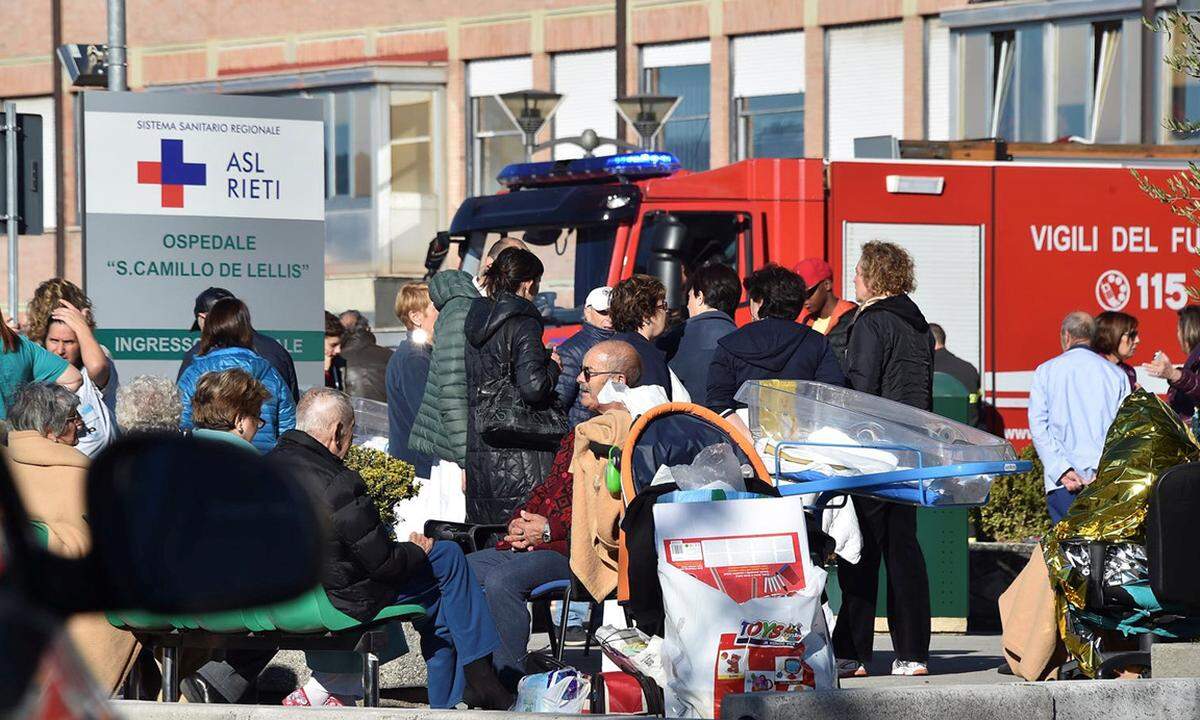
835, 240, 933, 679
386, 282, 449, 536
27, 278, 119, 456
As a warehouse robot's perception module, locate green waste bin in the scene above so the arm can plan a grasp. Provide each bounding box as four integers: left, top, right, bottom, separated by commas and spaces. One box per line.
825, 372, 971, 632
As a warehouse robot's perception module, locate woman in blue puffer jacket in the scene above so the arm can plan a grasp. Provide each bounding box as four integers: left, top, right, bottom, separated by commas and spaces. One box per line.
178, 297, 295, 451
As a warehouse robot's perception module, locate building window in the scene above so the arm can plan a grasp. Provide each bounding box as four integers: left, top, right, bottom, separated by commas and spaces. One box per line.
989, 27, 1045, 141
302, 87, 375, 201
1089, 22, 1123, 142
389, 90, 433, 195
1055, 21, 1122, 142
643, 64, 710, 171
736, 94, 804, 159
471, 95, 524, 196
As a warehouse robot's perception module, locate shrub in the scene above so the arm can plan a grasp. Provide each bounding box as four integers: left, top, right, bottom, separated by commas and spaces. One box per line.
344, 445, 420, 529
971, 444, 1052, 543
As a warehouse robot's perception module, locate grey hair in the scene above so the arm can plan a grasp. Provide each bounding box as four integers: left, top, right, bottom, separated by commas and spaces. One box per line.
1061, 311, 1095, 344
9, 383, 80, 435
116, 375, 182, 433
339, 309, 370, 334
295, 387, 354, 435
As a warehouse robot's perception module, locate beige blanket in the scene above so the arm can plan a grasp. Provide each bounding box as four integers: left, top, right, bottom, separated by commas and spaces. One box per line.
569, 409, 632, 602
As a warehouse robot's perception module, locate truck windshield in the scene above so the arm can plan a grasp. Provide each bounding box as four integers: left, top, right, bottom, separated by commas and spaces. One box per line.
480, 226, 616, 326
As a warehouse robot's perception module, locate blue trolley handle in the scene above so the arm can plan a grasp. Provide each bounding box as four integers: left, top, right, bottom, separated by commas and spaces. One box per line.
775, 460, 1032, 498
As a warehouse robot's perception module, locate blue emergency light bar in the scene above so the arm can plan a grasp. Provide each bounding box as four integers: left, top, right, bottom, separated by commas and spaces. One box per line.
497, 151, 681, 188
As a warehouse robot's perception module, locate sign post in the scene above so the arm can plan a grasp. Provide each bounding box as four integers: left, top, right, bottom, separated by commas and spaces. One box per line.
4, 103, 15, 323
81, 92, 325, 387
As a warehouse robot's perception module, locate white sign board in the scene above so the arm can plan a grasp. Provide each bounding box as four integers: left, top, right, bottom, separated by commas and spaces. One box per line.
82, 92, 325, 387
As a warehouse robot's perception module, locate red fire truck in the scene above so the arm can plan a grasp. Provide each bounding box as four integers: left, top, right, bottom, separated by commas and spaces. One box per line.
439, 143, 1200, 441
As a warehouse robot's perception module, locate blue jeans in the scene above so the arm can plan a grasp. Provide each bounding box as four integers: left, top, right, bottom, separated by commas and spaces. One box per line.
1046, 487, 1078, 524
559, 601, 591, 629
394, 541, 500, 708
467, 547, 571, 686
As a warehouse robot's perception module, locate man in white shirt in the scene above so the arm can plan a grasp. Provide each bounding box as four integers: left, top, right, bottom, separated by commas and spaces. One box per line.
1028, 311, 1130, 523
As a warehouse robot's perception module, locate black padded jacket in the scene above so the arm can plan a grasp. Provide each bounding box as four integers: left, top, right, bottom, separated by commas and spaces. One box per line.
844, 294, 935, 411
269, 430, 426, 622
464, 292, 562, 524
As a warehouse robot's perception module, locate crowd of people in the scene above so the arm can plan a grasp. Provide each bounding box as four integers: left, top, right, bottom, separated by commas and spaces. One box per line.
1028, 305, 1196, 524
2, 236, 1013, 706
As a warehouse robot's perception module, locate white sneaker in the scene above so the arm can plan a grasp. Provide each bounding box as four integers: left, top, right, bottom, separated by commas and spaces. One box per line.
891, 659, 929, 676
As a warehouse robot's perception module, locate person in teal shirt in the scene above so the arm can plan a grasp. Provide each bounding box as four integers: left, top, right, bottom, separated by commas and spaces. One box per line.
187, 368, 268, 453
0, 313, 83, 419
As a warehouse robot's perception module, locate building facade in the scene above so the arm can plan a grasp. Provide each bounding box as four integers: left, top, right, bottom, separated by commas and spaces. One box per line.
1, 0, 1197, 327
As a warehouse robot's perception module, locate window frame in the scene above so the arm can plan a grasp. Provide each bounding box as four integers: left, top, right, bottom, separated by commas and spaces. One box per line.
469, 95, 524, 197
642, 64, 712, 170
734, 94, 805, 160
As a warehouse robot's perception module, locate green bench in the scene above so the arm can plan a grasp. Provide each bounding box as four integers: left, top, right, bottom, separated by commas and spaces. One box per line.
108, 588, 425, 706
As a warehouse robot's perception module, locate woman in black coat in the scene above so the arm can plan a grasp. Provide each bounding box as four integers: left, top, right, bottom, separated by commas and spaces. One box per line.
464, 247, 562, 524
835, 240, 934, 679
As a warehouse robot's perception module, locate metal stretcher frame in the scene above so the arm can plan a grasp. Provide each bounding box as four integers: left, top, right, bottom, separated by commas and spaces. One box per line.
770, 440, 1032, 507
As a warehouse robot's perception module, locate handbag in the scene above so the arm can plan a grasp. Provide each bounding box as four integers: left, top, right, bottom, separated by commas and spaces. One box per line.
476, 362, 567, 446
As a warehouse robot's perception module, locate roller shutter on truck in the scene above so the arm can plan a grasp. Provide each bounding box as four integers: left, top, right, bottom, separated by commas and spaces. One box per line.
553, 50, 617, 160
841, 222, 985, 380
826, 22, 905, 159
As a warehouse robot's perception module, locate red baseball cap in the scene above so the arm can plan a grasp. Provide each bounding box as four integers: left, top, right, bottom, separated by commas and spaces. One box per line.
793, 258, 833, 288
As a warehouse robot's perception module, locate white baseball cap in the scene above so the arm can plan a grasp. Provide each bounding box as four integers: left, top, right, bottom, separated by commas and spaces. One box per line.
585, 286, 612, 312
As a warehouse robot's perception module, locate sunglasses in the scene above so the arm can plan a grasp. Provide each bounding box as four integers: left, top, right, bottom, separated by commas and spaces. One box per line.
62, 412, 93, 438
581, 367, 620, 382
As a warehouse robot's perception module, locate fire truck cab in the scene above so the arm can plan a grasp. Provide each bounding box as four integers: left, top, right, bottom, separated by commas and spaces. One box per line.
439, 145, 1200, 442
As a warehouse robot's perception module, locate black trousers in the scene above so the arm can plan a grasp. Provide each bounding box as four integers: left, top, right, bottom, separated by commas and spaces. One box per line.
831, 497, 931, 664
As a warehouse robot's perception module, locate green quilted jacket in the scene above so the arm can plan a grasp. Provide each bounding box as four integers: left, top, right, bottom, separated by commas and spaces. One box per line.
408, 270, 480, 465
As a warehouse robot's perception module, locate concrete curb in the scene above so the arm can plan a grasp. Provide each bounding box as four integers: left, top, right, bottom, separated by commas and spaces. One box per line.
721, 678, 1200, 720
111, 701, 618, 719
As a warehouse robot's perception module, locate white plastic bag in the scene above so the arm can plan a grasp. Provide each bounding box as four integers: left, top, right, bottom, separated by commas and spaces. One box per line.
512, 668, 591, 714
74, 373, 116, 458
655, 494, 836, 718
650, 443, 748, 493
392, 460, 466, 539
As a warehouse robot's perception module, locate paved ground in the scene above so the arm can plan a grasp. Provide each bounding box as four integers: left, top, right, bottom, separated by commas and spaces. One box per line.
251, 629, 1011, 707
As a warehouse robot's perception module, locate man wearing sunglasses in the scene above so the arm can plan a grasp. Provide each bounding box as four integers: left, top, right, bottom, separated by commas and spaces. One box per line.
468, 340, 642, 687
553, 286, 614, 429
796, 258, 857, 373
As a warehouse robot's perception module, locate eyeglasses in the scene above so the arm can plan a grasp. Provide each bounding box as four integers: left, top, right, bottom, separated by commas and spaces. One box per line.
581, 367, 620, 382
61, 412, 93, 438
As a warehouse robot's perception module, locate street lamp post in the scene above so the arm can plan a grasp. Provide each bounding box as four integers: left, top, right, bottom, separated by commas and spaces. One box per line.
497, 90, 565, 162
615, 95, 682, 149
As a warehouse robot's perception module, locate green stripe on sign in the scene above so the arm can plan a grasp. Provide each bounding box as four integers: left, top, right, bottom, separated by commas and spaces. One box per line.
95, 329, 323, 362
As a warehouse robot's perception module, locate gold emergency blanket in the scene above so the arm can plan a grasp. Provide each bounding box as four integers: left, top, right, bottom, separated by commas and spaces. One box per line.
1041, 390, 1198, 677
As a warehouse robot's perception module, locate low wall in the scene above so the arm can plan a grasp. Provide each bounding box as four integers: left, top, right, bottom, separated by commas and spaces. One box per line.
722, 678, 1200, 720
